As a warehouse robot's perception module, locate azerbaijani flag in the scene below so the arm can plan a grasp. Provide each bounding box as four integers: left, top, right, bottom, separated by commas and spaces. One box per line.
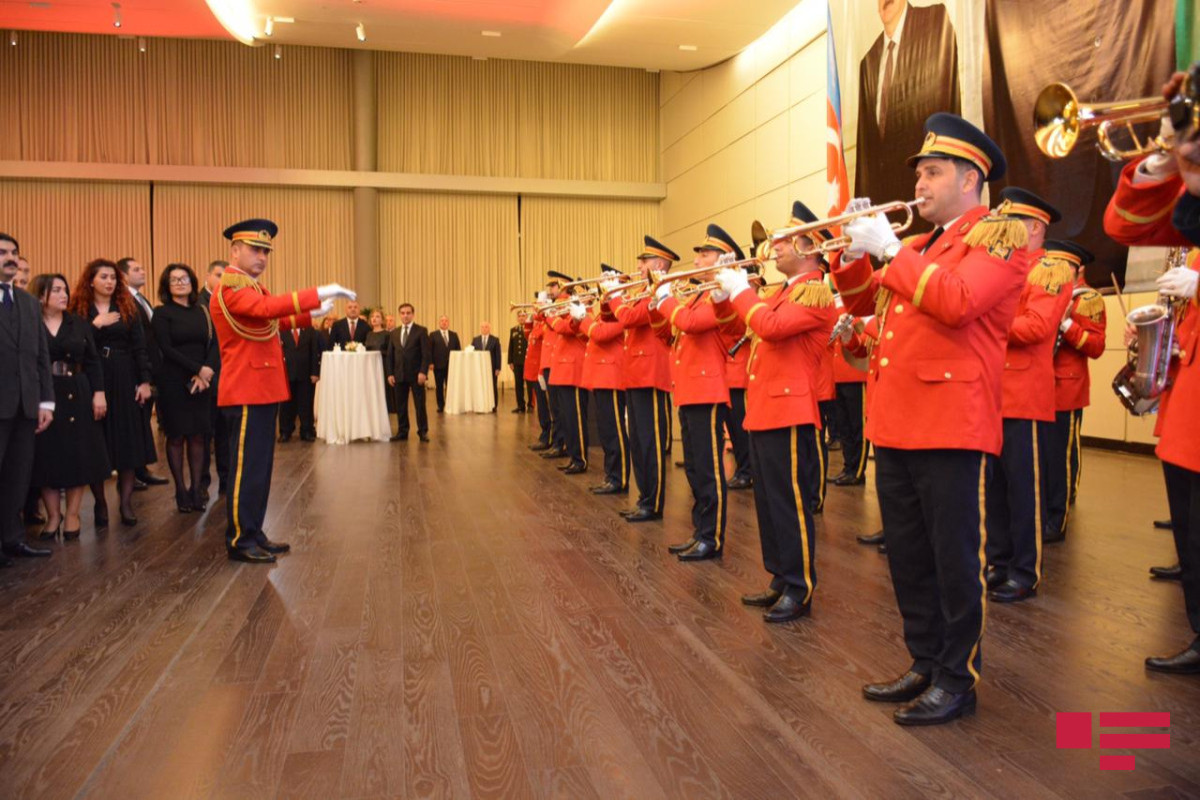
826, 3, 850, 220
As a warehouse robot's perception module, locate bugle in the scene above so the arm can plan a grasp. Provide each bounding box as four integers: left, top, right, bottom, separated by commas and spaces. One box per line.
560, 272, 633, 291
769, 198, 925, 255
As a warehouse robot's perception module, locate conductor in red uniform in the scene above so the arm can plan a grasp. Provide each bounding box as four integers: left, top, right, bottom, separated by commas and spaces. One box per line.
833, 114, 1030, 724
211, 218, 354, 563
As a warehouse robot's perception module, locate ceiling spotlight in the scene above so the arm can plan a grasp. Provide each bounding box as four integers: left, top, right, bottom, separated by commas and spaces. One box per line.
8, 31, 16, 47
481, 30, 501, 37
112, 2, 122, 28
264, 16, 274, 37
137, 36, 146, 52
678, 44, 697, 51
274, 44, 281, 59
355, 22, 365, 42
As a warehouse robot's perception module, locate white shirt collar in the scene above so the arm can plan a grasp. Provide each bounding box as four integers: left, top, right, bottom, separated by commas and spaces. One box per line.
884, 4, 907, 48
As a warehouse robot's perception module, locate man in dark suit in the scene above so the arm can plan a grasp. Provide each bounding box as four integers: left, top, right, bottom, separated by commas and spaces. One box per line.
508, 313, 529, 413
0, 233, 54, 565
429, 315, 461, 413
855, 0, 960, 211
279, 326, 321, 442
119, 256, 169, 488
329, 300, 370, 348
387, 302, 432, 441
198, 259, 230, 495
472, 321, 502, 413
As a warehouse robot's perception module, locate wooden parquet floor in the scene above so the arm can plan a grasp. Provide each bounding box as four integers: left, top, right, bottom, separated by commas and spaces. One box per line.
0, 409, 1198, 799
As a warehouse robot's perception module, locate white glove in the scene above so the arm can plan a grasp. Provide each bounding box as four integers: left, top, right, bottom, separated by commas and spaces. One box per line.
310, 298, 335, 318
537, 291, 550, 304
600, 278, 621, 293
1157, 266, 1199, 300
837, 313, 856, 343
317, 283, 356, 301
1059, 317, 1073, 334
654, 281, 673, 302
568, 301, 587, 321
715, 267, 751, 299
716, 252, 738, 267
537, 373, 547, 391
844, 212, 899, 259
711, 288, 729, 302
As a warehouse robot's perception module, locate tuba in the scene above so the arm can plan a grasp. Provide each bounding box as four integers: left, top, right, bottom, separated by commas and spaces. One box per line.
1112, 247, 1187, 416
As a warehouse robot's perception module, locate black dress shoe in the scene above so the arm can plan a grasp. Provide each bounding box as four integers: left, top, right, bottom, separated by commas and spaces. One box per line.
140, 474, 169, 486
529, 442, 551, 451
1145, 645, 1200, 674
894, 686, 976, 726
832, 471, 866, 486
618, 508, 637, 517
856, 531, 885, 546
259, 538, 291, 554
678, 540, 721, 561
1150, 564, 1182, 581
24, 511, 46, 526
741, 588, 782, 607
176, 492, 194, 513
625, 509, 662, 523
300, 434, 316, 442
390, 434, 408, 441
764, 593, 811, 623
540, 447, 567, 458
133, 480, 149, 492
727, 475, 753, 490
590, 483, 623, 495
227, 546, 276, 564
985, 567, 1006, 591
419, 434, 430, 443
563, 463, 587, 475
667, 538, 697, 554
863, 671, 932, 703
989, 579, 1036, 603
1042, 527, 1065, 544
3, 542, 53, 558
1153, 518, 1174, 530
277, 434, 292, 443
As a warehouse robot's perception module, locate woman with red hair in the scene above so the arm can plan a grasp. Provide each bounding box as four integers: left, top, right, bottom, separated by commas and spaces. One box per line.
70, 259, 155, 528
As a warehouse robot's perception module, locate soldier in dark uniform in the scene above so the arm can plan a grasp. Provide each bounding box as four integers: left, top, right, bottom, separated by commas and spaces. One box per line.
508, 312, 529, 413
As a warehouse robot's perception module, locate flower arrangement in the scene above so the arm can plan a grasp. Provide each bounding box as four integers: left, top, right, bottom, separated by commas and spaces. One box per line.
344, 341, 364, 352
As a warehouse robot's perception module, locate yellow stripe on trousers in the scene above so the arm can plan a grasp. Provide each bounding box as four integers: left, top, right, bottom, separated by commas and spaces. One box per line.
854, 384, 869, 479
710, 405, 725, 549
966, 454, 989, 688
230, 405, 249, 549
814, 428, 826, 508
1032, 423, 1043, 588
613, 392, 627, 487
574, 388, 586, 466
652, 390, 664, 512
789, 427, 815, 603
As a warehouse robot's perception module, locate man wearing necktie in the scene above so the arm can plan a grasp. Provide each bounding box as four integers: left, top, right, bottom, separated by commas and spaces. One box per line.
278, 323, 321, 442
429, 316, 461, 412
387, 303, 432, 441
119, 257, 169, 487
471, 322, 502, 413
330, 300, 370, 348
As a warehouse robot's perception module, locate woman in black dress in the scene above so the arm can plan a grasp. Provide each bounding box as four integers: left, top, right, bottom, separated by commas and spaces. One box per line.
152, 264, 218, 513
365, 309, 393, 412
70, 259, 155, 528
28, 274, 112, 540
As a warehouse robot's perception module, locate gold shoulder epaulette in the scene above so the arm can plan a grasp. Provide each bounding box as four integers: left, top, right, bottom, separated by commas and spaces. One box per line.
1026, 256, 1075, 295
219, 271, 258, 292
790, 279, 834, 309
962, 215, 1030, 255
1074, 289, 1105, 321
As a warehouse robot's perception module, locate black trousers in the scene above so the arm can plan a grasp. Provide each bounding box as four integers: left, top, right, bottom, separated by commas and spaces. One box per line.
434, 368, 449, 412
0, 416, 36, 548
726, 388, 752, 482
553, 384, 588, 467
544, 369, 565, 449
393, 380, 429, 437
812, 411, 830, 513
679, 403, 728, 549
1044, 408, 1084, 537
279, 378, 316, 439
748, 426, 819, 601
875, 446, 990, 694
627, 387, 670, 514
511, 365, 527, 410
202, 386, 230, 493
531, 377, 551, 445
820, 396, 840, 445
1162, 461, 1200, 643
224, 403, 279, 551
835, 382, 868, 479
985, 418, 1048, 590
593, 388, 630, 488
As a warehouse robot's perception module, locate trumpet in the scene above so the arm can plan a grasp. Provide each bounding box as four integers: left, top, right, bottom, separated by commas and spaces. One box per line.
560, 272, 632, 291
539, 293, 598, 317
769, 198, 925, 255
509, 302, 538, 312
674, 272, 774, 299
1033, 71, 1198, 161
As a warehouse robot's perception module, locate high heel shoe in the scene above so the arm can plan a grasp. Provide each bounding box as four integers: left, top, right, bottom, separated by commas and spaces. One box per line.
175, 491, 193, 513
63, 527, 81, 541
189, 487, 207, 512
120, 504, 138, 527
36, 521, 62, 541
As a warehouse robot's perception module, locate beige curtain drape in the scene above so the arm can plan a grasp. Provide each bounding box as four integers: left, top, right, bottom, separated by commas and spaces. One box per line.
152, 184, 356, 296
0, 180, 151, 288
520, 197, 663, 279
378, 192, 520, 373
377, 54, 658, 181
0, 32, 353, 169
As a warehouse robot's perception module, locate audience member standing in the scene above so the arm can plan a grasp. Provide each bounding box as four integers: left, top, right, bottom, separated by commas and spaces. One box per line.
508, 313, 529, 413
317, 315, 336, 350
0, 234, 54, 564
119, 257, 168, 488
330, 300, 369, 347
472, 322, 502, 413
71, 259, 155, 528
387, 303, 431, 442
29, 273, 111, 540
365, 309, 393, 414
430, 316, 461, 413
198, 260, 229, 495
279, 317, 321, 442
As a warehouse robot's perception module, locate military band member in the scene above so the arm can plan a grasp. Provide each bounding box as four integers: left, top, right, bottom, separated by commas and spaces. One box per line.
570, 264, 630, 494
982, 188, 1071, 604
1104, 133, 1200, 675
833, 114, 1030, 723
210, 218, 354, 563
546, 278, 590, 474
527, 293, 553, 450
536, 275, 569, 459
651, 224, 739, 561
714, 200, 837, 622
1042, 240, 1105, 544
607, 236, 677, 522
830, 301, 869, 487
722, 289, 753, 491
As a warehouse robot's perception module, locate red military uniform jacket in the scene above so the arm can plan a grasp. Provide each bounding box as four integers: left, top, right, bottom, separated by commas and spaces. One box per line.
539, 311, 560, 373
832, 338, 867, 384
719, 304, 749, 390
611, 296, 672, 392
846, 317, 880, 411
546, 314, 587, 386
832, 205, 1031, 455
720, 270, 836, 431
1001, 249, 1074, 422
1053, 281, 1106, 411
523, 319, 542, 383
652, 291, 730, 406
572, 310, 626, 390
210, 266, 321, 407
1104, 157, 1200, 472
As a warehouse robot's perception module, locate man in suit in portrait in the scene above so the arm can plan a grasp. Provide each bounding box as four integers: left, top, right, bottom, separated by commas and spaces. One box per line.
329, 300, 370, 348
855, 0, 960, 212
388, 302, 432, 442
472, 321, 502, 413
508, 312, 529, 413
279, 324, 321, 442
429, 315, 461, 413
0, 233, 54, 565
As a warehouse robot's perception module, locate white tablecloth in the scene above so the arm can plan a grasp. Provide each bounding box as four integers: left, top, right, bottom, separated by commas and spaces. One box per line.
315, 350, 391, 444
446, 350, 495, 414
